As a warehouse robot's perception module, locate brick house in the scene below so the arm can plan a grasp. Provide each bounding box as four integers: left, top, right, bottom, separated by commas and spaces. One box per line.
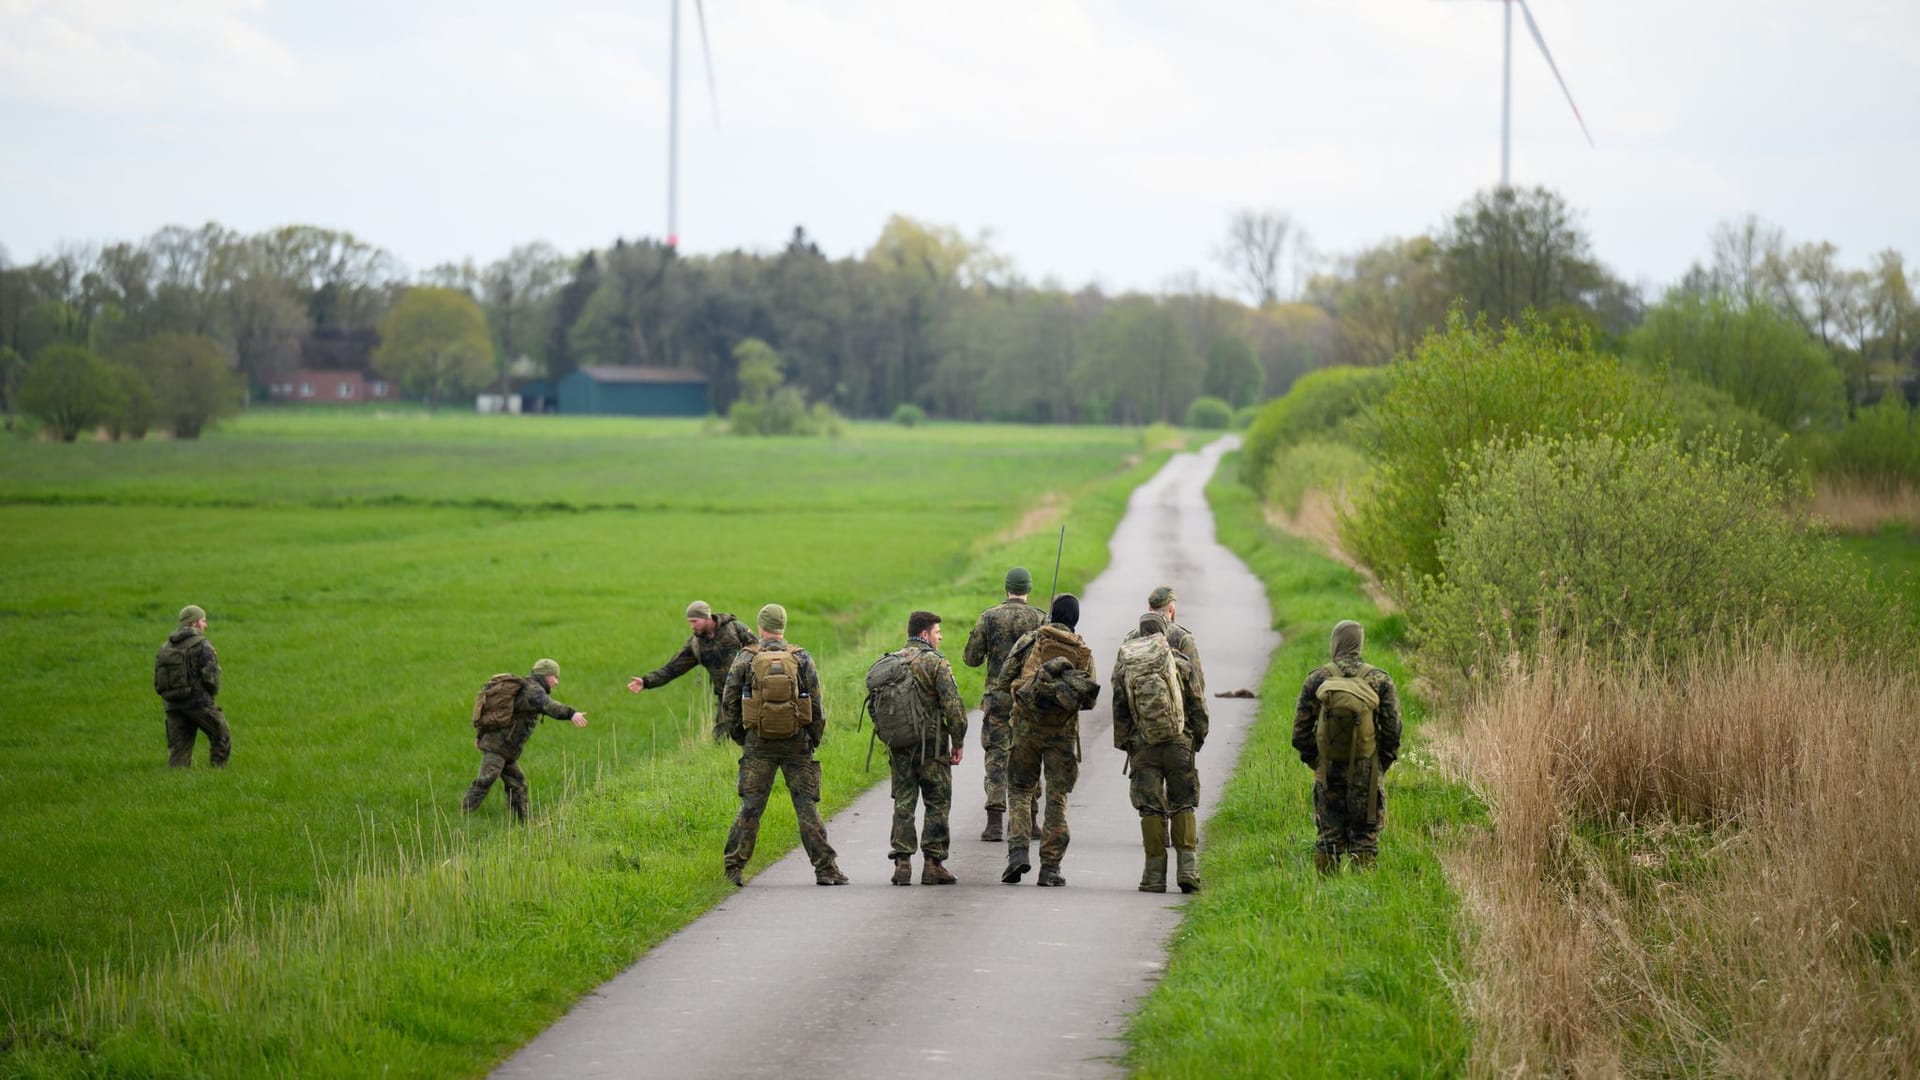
265, 370, 396, 404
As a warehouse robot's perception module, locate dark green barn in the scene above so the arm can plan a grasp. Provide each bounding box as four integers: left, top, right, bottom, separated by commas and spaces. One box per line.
556, 366, 710, 416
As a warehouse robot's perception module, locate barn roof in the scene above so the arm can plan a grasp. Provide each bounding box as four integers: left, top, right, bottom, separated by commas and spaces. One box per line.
575, 365, 709, 385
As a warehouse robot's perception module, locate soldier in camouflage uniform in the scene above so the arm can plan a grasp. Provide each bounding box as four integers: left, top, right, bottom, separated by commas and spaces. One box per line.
628, 600, 759, 742
888, 611, 969, 886
1291, 620, 1401, 872
1143, 585, 1204, 693
991, 594, 1100, 887
461, 658, 589, 822
962, 566, 1047, 841
1115, 610, 1210, 893
720, 603, 848, 887
154, 604, 231, 768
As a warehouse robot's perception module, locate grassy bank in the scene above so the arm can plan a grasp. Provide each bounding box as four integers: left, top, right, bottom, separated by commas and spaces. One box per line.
0, 414, 1156, 1076
1124, 458, 1481, 1078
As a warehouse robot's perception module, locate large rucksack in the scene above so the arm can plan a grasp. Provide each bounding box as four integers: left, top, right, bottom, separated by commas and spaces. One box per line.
742, 647, 808, 739
472, 673, 526, 732
1116, 634, 1186, 746
864, 649, 937, 752
153, 634, 202, 705
1011, 626, 1087, 727
1313, 665, 1382, 824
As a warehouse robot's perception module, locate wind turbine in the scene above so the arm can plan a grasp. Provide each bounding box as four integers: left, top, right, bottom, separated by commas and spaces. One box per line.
1483, 0, 1594, 188
666, 0, 719, 250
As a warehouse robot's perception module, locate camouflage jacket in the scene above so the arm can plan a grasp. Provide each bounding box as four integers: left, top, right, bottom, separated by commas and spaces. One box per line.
164, 627, 221, 707
1290, 657, 1401, 772
1112, 638, 1209, 752
1122, 612, 1206, 697
477, 676, 579, 757
639, 613, 758, 698
990, 623, 1100, 727
963, 598, 1047, 715
722, 637, 828, 754
901, 636, 968, 754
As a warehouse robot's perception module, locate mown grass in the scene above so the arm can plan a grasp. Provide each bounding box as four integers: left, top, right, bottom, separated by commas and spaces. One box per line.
1124, 457, 1482, 1079
0, 413, 1155, 1076
1840, 522, 1920, 622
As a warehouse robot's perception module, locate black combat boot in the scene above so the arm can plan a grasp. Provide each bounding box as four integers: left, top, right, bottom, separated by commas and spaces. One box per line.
1002, 846, 1031, 884
1035, 864, 1066, 887
892, 857, 914, 886
980, 809, 1004, 842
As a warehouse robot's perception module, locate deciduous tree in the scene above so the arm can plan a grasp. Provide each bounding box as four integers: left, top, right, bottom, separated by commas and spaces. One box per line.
373, 288, 494, 411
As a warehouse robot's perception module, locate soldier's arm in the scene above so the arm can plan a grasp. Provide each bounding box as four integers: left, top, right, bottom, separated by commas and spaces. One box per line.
720, 656, 748, 744
1176, 630, 1206, 697
1110, 649, 1134, 749
962, 615, 991, 669
932, 656, 968, 745
799, 650, 827, 747
1180, 659, 1209, 750
1072, 643, 1101, 710
639, 640, 700, 688
1373, 671, 1403, 771
524, 681, 580, 722
988, 635, 1033, 697
1291, 671, 1324, 766
197, 640, 222, 698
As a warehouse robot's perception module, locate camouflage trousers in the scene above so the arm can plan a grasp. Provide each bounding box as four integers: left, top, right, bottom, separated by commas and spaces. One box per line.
1008, 726, 1078, 867
982, 707, 1043, 816
889, 746, 953, 861
726, 752, 838, 876
462, 750, 529, 820
1313, 765, 1385, 856
165, 705, 231, 768
1127, 742, 1198, 818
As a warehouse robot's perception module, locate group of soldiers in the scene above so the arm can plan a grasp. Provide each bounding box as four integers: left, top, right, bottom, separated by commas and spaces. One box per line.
155, 577, 1402, 885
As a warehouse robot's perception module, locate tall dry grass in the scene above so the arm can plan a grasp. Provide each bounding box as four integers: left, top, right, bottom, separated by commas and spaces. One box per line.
1443, 640, 1920, 1077
1810, 479, 1920, 534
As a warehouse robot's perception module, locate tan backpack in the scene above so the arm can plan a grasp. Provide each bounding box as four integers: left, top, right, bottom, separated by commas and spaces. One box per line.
472, 674, 525, 733
1117, 634, 1186, 746
743, 647, 808, 739
1010, 626, 1087, 727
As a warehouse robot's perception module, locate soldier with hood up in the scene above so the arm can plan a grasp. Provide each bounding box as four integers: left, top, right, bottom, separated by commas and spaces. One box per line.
1291, 620, 1400, 872
990, 593, 1100, 887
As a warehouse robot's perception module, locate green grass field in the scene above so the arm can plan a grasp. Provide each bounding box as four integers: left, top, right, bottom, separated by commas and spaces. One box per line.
1124, 458, 1482, 1079
1840, 523, 1920, 624
0, 412, 1158, 1076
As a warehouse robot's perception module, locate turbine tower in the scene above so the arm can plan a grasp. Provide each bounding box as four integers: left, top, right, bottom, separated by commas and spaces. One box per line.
666, 0, 718, 250
1489, 0, 1593, 188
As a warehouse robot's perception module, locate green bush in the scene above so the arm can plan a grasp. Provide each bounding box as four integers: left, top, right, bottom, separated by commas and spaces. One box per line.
1185, 395, 1232, 430
1230, 405, 1260, 431
1626, 291, 1845, 432
1825, 395, 1920, 489
105, 364, 156, 441
1410, 434, 1905, 680
1141, 422, 1184, 452
1262, 438, 1370, 515
19, 345, 123, 442
1240, 365, 1390, 489
1345, 313, 1668, 582
891, 402, 925, 427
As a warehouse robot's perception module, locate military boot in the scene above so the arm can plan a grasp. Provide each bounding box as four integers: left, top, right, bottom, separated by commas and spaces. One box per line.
725, 865, 744, 888
1314, 849, 1340, 876
459, 786, 485, 814
1171, 810, 1201, 893
892, 857, 914, 886
980, 809, 1004, 842
1002, 845, 1031, 884
921, 859, 957, 885
1139, 816, 1168, 893
1036, 864, 1066, 887
816, 862, 849, 886
507, 792, 530, 824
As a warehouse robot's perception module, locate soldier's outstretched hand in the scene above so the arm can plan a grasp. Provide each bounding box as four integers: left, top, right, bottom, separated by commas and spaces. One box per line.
626, 677, 646, 693
571, 712, 590, 728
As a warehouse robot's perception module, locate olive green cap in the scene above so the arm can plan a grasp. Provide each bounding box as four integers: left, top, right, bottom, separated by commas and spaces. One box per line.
1004, 567, 1033, 595
1147, 585, 1176, 610
178, 604, 206, 624
685, 600, 712, 619
757, 603, 788, 632
532, 658, 561, 678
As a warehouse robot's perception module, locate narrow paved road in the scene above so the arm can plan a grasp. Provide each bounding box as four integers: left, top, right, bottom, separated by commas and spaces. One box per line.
497, 436, 1278, 1079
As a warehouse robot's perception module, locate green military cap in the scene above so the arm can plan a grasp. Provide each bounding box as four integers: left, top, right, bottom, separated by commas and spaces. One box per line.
532, 658, 561, 678
1147, 585, 1176, 609
758, 603, 787, 632
1005, 566, 1033, 595
178, 604, 206, 624
685, 600, 712, 619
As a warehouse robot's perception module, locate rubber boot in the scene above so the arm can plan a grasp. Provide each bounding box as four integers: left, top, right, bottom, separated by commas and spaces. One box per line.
1002, 846, 1031, 884
1171, 810, 1201, 893
1139, 816, 1168, 893
1314, 849, 1340, 876
1036, 864, 1065, 887
921, 859, 957, 885
980, 809, 1004, 842
892, 857, 914, 886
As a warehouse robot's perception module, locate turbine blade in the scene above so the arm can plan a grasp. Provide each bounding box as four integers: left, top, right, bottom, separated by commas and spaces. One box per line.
1516, 0, 1594, 146
694, 0, 719, 124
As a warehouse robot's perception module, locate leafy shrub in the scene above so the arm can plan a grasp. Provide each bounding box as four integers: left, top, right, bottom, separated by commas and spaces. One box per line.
19, 345, 123, 441
1344, 312, 1668, 581
1262, 438, 1369, 515
1140, 422, 1185, 452
1185, 396, 1232, 430
1230, 405, 1259, 431
1410, 434, 1905, 680
105, 364, 156, 440
1626, 291, 1844, 432
1239, 365, 1390, 488
891, 402, 925, 427
1824, 395, 1920, 490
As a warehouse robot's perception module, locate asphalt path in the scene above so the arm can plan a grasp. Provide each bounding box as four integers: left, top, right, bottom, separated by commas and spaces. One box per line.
496, 435, 1279, 1079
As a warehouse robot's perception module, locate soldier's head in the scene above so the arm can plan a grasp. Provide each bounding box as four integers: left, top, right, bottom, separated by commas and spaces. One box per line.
685, 600, 716, 637
1330, 620, 1364, 660
908, 610, 942, 649
757, 603, 788, 639
1049, 593, 1080, 631
178, 604, 207, 632
532, 657, 561, 689
1148, 584, 1176, 622
1004, 566, 1033, 600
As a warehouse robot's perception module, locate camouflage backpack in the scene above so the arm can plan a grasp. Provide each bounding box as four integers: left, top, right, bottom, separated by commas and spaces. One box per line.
863, 649, 937, 752
472, 673, 525, 733
153, 634, 202, 705
1011, 626, 1087, 727
743, 647, 808, 740
1116, 634, 1186, 746
1313, 665, 1383, 825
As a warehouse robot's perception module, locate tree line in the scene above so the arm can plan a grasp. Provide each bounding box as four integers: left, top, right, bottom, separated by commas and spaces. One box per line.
3, 188, 1914, 438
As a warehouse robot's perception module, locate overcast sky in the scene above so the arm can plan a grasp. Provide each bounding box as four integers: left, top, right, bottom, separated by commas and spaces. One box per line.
3, 0, 1916, 298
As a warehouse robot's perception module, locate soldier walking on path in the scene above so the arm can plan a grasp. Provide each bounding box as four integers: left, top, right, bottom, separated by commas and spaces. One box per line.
1143, 585, 1204, 693
962, 567, 1047, 841
721, 604, 849, 887
1114, 611, 1209, 893
461, 658, 589, 822
628, 600, 758, 742
153, 604, 231, 768
874, 611, 968, 886
1291, 620, 1401, 873
992, 594, 1100, 887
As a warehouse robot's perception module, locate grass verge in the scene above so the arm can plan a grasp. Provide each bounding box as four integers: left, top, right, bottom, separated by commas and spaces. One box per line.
1123, 456, 1482, 1079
